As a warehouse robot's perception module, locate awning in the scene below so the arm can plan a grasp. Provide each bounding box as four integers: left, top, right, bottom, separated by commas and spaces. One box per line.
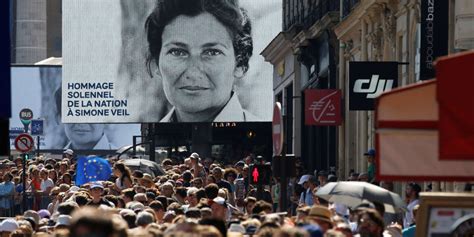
375, 51, 474, 181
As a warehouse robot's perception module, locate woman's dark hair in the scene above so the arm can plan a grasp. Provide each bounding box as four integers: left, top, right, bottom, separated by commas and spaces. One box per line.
145, 0, 253, 76
196, 188, 207, 201
175, 187, 188, 199
204, 183, 219, 199
62, 173, 72, 183
223, 168, 238, 180
114, 162, 133, 185
408, 182, 422, 198
252, 200, 272, 215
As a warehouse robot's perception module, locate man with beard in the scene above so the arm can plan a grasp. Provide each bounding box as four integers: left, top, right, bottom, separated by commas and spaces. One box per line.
357, 208, 385, 237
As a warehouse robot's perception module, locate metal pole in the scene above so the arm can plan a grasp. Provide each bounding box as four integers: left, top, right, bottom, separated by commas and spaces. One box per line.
149, 124, 156, 162
22, 153, 27, 212
257, 178, 263, 201
36, 136, 40, 157
280, 114, 288, 214
133, 136, 137, 156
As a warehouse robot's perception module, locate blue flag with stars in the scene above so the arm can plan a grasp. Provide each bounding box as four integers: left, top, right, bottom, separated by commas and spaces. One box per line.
75, 156, 112, 185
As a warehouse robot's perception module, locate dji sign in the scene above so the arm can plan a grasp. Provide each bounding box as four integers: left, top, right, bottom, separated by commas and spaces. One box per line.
349, 62, 398, 110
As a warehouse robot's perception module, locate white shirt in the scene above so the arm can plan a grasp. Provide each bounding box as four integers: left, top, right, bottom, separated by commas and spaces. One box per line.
403, 199, 420, 228
41, 178, 55, 192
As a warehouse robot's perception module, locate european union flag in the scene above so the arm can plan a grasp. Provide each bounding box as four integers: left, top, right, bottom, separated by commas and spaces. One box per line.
75, 156, 112, 185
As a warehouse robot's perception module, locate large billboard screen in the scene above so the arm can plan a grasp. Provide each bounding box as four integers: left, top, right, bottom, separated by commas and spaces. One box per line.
10, 66, 140, 151
63, 0, 280, 123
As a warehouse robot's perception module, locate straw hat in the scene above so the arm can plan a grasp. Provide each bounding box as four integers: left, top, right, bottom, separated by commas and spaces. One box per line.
308, 205, 333, 224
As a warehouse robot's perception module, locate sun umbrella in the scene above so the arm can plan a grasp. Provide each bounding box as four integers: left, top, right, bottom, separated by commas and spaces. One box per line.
315, 181, 406, 213
122, 159, 165, 178
116, 145, 146, 155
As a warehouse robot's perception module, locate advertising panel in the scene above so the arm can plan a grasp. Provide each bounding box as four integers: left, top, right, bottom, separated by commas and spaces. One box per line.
10, 66, 140, 151
63, 0, 281, 123
349, 62, 398, 110
420, 0, 449, 81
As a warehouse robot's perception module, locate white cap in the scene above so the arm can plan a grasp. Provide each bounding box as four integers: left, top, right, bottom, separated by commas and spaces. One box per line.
0, 218, 19, 232
212, 197, 227, 206
63, 149, 74, 156
298, 174, 312, 185
229, 223, 246, 233
190, 152, 201, 160
55, 215, 71, 227
69, 186, 80, 192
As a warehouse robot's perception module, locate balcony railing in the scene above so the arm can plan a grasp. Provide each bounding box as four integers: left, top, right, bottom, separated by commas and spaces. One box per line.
342, 0, 360, 19
283, 0, 340, 32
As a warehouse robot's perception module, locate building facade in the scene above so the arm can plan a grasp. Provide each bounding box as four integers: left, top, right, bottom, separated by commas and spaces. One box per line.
262, 0, 340, 174
263, 0, 474, 183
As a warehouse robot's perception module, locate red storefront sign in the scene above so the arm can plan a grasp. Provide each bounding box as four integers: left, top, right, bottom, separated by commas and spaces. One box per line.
305, 89, 341, 126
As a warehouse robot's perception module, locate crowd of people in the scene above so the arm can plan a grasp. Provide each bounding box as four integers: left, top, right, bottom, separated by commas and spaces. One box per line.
0, 149, 422, 237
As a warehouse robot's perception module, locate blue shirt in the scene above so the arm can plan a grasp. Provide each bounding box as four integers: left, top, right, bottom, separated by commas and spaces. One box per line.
299, 188, 313, 206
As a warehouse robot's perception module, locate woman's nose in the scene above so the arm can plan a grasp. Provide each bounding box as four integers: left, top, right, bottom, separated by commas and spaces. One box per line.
183, 56, 205, 80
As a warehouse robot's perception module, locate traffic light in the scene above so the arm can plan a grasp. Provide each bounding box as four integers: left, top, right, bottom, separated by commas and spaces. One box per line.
248, 164, 272, 185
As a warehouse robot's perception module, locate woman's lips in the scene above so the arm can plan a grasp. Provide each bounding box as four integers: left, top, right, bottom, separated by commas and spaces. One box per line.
179, 86, 209, 91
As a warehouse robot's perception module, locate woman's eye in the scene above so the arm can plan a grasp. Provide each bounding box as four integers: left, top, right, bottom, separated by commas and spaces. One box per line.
167, 48, 188, 57
203, 49, 223, 57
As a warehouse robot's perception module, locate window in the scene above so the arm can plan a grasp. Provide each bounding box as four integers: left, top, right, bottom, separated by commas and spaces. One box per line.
415, 23, 421, 81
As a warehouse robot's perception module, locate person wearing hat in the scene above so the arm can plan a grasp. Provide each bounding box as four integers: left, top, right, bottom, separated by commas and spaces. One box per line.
210, 197, 229, 221
55, 215, 72, 229
364, 149, 376, 183
234, 160, 245, 177
0, 218, 19, 234
86, 182, 114, 207
189, 152, 207, 182
296, 206, 311, 223
317, 170, 328, 188
139, 173, 155, 189
308, 205, 333, 233
63, 149, 74, 160
298, 175, 317, 206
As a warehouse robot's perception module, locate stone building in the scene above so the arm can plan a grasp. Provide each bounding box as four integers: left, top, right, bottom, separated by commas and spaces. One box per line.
263, 0, 474, 185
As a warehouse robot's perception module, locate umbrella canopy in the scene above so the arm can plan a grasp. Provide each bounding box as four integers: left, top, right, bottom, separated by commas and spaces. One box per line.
116, 145, 146, 155
315, 181, 406, 213
122, 159, 165, 178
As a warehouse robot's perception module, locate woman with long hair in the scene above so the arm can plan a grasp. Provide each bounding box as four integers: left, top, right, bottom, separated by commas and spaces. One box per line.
113, 162, 133, 191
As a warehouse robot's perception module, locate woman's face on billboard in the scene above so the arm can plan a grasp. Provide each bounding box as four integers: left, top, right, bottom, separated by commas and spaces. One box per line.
64, 123, 104, 149
158, 13, 238, 119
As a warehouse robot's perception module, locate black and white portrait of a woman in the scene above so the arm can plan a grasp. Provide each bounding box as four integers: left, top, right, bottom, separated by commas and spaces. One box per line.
63, 0, 281, 123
